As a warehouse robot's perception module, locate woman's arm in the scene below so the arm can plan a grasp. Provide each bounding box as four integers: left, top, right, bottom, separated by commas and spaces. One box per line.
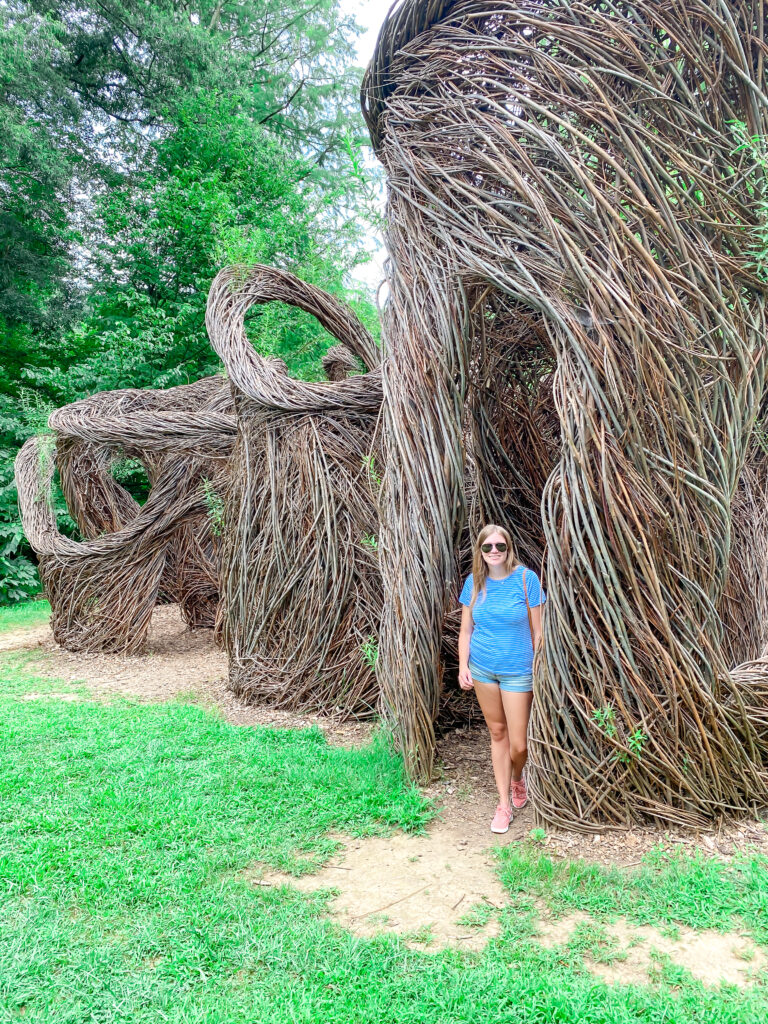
458, 604, 474, 689
530, 603, 543, 652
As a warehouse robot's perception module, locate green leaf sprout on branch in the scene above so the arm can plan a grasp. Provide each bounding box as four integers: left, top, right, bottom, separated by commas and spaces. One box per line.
591, 705, 617, 739
202, 479, 226, 537
361, 635, 379, 671
362, 454, 381, 489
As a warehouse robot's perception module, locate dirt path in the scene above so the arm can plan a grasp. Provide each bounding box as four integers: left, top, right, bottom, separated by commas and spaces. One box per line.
4, 606, 768, 982
5, 605, 372, 743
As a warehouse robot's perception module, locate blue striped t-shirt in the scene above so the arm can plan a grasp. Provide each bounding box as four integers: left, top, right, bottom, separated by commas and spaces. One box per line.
459, 565, 545, 674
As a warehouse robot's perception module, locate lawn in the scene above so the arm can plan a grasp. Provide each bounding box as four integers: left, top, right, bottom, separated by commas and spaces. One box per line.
0, 598, 50, 632
1, 608, 768, 1022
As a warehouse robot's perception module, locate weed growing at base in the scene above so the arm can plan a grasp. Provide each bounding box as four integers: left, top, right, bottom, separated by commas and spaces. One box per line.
2, 659, 768, 1023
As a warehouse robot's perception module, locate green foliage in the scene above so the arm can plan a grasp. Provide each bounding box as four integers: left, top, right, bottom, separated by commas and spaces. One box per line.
0, 11, 80, 337
591, 707, 647, 763
592, 705, 617, 739
729, 122, 768, 278
202, 478, 226, 537
627, 728, 648, 758
25, 95, 377, 398
0, 538, 38, 604
111, 457, 150, 506
0, 393, 54, 603
360, 635, 379, 670
0, 387, 81, 602
362, 453, 382, 488
0, 0, 381, 603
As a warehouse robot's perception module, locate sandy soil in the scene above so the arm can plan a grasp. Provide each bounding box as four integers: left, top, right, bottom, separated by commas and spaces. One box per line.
254, 830, 508, 952
536, 910, 767, 988
4, 606, 768, 983
252, 837, 767, 985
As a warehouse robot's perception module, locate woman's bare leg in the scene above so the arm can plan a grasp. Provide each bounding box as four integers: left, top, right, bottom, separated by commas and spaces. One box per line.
473, 679, 512, 807
501, 690, 533, 781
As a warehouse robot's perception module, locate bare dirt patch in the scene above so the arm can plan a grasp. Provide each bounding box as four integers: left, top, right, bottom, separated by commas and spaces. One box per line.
536, 910, 767, 988
0, 623, 51, 653
251, 826, 768, 978
252, 825, 513, 951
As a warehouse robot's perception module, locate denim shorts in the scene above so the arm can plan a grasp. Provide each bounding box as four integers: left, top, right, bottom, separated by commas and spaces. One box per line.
469, 661, 533, 693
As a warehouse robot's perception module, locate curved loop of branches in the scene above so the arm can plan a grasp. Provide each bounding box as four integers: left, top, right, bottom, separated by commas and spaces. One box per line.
15, 378, 235, 650
206, 265, 384, 715
364, 0, 768, 826
205, 264, 382, 413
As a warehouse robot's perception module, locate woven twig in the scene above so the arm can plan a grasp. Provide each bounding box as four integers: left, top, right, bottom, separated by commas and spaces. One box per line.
15, 378, 235, 649
364, 0, 768, 825
205, 265, 384, 716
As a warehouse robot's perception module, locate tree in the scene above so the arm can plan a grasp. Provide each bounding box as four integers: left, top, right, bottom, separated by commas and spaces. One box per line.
31, 94, 376, 400
0, 0, 379, 601
1, 0, 369, 352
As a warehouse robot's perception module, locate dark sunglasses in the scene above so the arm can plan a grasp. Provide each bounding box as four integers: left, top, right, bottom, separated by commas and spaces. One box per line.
481, 542, 508, 553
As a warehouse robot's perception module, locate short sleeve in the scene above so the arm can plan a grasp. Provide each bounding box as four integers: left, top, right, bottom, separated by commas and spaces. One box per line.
524, 569, 545, 607
459, 574, 474, 606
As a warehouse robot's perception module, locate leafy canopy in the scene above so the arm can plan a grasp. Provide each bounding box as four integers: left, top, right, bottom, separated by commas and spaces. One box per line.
0, 0, 380, 602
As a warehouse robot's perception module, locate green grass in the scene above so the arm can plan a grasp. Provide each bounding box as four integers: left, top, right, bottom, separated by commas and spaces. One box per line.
2, 657, 768, 1023
0, 651, 85, 697
0, 597, 50, 632
456, 901, 495, 929
497, 843, 768, 943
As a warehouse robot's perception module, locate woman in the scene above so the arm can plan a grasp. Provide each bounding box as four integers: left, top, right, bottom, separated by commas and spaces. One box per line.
458, 524, 545, 833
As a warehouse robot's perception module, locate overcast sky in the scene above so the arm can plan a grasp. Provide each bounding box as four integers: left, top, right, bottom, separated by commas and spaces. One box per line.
339, 0, 389, 68
338, 0, 391, 294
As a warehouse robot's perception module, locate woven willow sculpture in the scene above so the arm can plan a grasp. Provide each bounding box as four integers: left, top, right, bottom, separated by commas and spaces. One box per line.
15, 378, 235, 651
205, 265, 384, 714
364, 0, 768, 825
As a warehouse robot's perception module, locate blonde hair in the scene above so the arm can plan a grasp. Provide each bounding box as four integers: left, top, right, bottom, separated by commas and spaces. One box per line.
470, 524, 519, 610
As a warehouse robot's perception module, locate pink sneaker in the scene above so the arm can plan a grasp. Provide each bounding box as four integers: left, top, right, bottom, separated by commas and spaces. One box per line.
491, 804, 513, 833
510, 776, 528, 809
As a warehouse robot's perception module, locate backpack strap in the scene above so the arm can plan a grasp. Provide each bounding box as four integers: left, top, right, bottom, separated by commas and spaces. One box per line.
522, 567, 534, 643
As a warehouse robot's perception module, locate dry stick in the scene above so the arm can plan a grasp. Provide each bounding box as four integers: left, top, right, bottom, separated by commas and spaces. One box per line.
481, 895, 504, 911
351, 885, 429, 921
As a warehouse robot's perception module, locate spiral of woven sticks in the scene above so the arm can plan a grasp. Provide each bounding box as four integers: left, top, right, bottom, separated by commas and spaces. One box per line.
205, 265, 385, 715
15, 378, 236, 650
364, 0, 768, 825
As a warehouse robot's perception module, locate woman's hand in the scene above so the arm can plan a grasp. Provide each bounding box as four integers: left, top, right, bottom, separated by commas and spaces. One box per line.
458, 606, 474, 690
458, 665, 474, 690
